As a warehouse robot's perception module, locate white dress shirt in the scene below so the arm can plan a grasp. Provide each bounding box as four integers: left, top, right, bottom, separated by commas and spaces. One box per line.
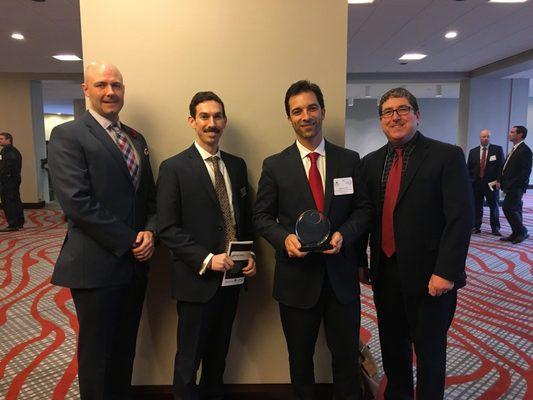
295, 137, 326, 192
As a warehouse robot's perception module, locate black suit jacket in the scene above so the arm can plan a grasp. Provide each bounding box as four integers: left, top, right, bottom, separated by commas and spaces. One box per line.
467, 144, 504, 183
0, 144, 22, 183
360, 133, 473, 295
253, 140, 371, 308
157, 144, 253, 303
48, 111, 156, 288
500, 142, 532, 193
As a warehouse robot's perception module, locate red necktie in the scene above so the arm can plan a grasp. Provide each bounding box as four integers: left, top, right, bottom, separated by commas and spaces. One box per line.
381, 148, 403, 257
307, 152, 324, 213
479, 146, 487, 179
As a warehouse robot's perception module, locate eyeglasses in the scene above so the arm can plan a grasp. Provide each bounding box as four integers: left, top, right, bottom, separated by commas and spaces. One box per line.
380, 105, 413, 119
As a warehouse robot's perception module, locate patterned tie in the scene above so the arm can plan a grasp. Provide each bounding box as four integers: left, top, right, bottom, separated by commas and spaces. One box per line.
111, 124, 139, 186
479, 146, 487, 179
307, 152, 324, 213
381, 148, 403, 257
208, 156, 236, 247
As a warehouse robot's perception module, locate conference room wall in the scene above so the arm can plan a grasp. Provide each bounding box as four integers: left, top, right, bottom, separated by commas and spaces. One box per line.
345, 98, 460, 157
79, 0, 348, 385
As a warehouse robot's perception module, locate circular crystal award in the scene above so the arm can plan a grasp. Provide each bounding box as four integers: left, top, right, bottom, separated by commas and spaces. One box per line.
295, 210, 333, 252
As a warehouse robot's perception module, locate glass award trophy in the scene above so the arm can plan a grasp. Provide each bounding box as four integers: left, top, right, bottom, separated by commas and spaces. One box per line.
295, 210, 333, 252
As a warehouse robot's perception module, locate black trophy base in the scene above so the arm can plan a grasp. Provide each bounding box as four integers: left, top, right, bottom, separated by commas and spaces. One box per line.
300, 243, 334, 252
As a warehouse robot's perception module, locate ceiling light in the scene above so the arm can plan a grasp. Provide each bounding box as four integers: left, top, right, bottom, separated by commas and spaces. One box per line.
57, 112, 62, 115
399, 53, 427, 61
444, 31, 457, 39
436, 85, 443, 98
364, 86, 371, 98
348, 0, 374, 3
53, 54, 82, 61
488, 0, 527, 3
11, 33, 24, 40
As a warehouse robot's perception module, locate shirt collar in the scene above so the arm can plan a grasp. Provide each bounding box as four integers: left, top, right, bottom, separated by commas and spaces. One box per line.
194, 141, 221, 161
513, 141, 524, 150
296, 137, 326, 160
387, 131, 419, 155
88, 108, 121, 131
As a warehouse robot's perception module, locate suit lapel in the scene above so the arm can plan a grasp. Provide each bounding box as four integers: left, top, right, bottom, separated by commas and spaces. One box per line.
187, 144, 220, 209
397, 133, 430, 204
221, 152, 241, 226
84, 112, 133, 185
324, 141, 338, 216
287, 143, 316, 210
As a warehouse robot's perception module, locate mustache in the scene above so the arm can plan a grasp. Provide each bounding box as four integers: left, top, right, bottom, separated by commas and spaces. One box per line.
204, 127, 220, 134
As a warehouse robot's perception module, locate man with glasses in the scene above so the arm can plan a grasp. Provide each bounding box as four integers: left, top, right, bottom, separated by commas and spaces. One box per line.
358, 88, 473, 399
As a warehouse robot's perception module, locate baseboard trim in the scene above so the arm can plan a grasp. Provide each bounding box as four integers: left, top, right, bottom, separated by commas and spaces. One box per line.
131, 383, 333, 399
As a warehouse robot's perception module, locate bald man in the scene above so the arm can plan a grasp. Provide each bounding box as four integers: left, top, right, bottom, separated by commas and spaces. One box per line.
48, 63, 156, 399
467, 130, 504, 235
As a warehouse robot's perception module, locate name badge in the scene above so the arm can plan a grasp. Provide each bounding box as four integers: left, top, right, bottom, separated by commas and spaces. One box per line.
489, 155, 496, 161
333, 177, 354, 195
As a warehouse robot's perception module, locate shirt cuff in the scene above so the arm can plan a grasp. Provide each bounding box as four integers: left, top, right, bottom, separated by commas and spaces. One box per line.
199, 253, 214, 275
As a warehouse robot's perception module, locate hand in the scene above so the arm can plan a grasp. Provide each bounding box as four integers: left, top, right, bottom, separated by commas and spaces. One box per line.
494, 181, 501, 190
209, 253, 234, 272
428, 274, 454, 297
322, 232, 343, 255
241, 256, 257, 277
132, 231, 155, 262
358, 267, 371, 285
285, 234, 308, 258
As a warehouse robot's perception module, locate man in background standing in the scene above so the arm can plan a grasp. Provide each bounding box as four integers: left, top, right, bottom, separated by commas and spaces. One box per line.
0, 132, 24, 232
467, 129, 504, 235
498, 125, 532, 244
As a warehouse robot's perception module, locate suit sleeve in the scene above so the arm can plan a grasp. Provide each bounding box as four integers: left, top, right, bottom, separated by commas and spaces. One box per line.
496, 146, 505, 179
48, 124, 136, 257
238, 158, 254, 242
253, 159, 291, 253
156, 159, 211, 272
140, 135, 157, 233
433, 147, 473, 282
335, 152, 372, 246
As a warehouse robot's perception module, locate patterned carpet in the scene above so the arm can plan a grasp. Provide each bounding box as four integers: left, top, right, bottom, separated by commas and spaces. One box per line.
1, 195, 532, 399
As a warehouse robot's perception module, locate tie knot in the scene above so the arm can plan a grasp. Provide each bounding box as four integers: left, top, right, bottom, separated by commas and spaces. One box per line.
208, 155, 220, 167
395, 148, 403, 157
308, 152, 320, 164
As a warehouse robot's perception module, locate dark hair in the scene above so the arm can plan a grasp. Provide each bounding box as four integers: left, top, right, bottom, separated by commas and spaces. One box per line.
514, 125, 528, 139
284, 80, 325, 117
378, 87, 419, 116
0, 132, 13, 143
189, 91, 226, 118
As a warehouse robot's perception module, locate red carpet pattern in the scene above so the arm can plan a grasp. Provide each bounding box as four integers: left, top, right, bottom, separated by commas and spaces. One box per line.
1, 194, 532, 399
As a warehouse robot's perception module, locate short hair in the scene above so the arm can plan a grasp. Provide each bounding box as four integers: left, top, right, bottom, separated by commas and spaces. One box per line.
378, 87, 419, 116
284, 80, 325, 117
189, 91, 226, 118
514, 125, 528, 139
0, 132, 13, 143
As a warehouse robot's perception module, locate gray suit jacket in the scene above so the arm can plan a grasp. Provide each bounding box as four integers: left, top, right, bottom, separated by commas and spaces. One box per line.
48, 111, 156, 288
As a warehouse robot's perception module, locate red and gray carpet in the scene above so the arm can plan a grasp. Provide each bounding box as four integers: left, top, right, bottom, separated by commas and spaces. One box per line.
1, 196, 532, 399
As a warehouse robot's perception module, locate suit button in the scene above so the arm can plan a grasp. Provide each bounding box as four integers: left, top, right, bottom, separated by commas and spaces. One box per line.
217, 226, 223, 231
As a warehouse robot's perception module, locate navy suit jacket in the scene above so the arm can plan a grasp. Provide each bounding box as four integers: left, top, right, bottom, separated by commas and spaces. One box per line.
157, 144, 253, 303
253, 140, 371, 308
360, 133, 473, 295
48, 111, 156, 288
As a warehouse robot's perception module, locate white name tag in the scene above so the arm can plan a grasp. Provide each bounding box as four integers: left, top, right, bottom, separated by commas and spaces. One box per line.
489, 155, 496, 161
333, 177, 354, 195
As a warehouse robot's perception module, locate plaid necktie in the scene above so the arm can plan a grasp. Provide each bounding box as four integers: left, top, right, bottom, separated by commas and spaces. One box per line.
111, 124, 139, 186
208, 156, 236, 247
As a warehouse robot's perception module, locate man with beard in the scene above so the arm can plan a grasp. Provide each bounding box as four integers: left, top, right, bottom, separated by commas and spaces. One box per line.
254, 80, 371, 400
157, 91, 256, 400
358, 87, 472, 399
0, 132, 24, 231
48, 62, 156, 399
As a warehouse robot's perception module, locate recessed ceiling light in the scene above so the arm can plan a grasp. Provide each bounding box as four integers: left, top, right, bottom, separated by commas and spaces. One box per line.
53, 54, 82, 61
348, 0, 374, 4
445, 31, 458, 39
399, 53, 427, 61
488, 0, 527, 3
11, 33, 25, 40
57, 112, 62, 115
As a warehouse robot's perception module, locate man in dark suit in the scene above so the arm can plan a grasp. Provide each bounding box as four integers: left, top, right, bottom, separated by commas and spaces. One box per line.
467, 129, 504, 235
498, 125, 532, 244
48, 62, 156, 400
0, 132, 24, 231
253, 80, 371, 400
358, 88, 473, 400
157, 91, 256, 400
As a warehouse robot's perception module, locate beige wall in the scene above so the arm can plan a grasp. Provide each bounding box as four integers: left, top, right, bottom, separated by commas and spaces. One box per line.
80, 0, 348, 385
44, 114, 75, 141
